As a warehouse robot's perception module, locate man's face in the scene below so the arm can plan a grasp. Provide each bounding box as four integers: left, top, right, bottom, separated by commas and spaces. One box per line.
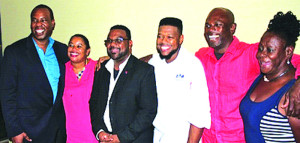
156, 25, 183, 61
204, 9, 235, 52
105, 29, 132, 62
31, 8, 55, 42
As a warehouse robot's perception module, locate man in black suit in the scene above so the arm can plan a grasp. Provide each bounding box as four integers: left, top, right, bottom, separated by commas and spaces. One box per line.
90, 25, 157, 143
0, 4, 68, 143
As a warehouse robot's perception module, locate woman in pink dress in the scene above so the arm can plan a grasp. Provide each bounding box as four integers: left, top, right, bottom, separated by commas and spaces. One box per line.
63, 34, 98, 143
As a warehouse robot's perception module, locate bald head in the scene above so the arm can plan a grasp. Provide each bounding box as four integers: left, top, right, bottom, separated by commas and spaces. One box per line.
208, 8, 235, 25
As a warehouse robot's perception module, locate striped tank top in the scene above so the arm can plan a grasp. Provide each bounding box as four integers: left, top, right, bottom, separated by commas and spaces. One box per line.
240, 74, 296, 143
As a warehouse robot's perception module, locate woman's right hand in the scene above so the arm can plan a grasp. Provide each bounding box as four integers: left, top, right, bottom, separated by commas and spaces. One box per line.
96, 56, 110, 71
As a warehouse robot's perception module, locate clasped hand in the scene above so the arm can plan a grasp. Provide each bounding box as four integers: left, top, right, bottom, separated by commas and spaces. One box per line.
12, 132, 32, 143
99, 131, 120, 143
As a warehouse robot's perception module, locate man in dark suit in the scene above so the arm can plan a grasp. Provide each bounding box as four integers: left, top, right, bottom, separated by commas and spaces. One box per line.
0, 4, 68, 143
90, 25, 157, 143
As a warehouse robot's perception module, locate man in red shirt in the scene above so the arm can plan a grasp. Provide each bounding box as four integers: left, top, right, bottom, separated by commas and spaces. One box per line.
195, 7, 300, 143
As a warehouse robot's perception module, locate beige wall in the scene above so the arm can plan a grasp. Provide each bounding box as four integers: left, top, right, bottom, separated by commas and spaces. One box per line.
1, 0, 300, 60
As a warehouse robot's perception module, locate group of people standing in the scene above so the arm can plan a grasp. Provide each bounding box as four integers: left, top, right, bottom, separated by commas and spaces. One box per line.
0, 4, 300, 143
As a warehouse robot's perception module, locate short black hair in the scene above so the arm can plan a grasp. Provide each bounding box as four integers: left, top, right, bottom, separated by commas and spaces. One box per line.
159, 17, 183, 35
31, 4, 54, 20
110, 25, 131, 40
267, 11, 300, 47
69, 34, 91, 49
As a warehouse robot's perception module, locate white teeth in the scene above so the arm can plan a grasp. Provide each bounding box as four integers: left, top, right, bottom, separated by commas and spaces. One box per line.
161, 46, 169, 50
209, 35, 219, 38
36, 29, 44, 33
70, 52, 79, 56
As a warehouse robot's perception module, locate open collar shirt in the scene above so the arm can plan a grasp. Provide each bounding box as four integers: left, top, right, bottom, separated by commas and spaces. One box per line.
33, 37, 60, 103
104, 55, 131, 132
196, 36, 259, 142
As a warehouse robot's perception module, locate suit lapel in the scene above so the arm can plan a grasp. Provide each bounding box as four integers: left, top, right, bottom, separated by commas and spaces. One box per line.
54, 61, 65, 105
53, 42, 64, 105
101, 67, 111, 109
25, 36, 54, 104
25, 36, 52, 90
25, 36, 45, 72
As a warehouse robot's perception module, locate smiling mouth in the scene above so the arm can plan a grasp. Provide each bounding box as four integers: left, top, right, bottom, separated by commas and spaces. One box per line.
110, 48, 120, 53
161, 46, 170, 50
70, 52, 79, 57
209, 35, 219, 39
35, 28, 45, 35
36, 29, 44, 33
260, 61, 271, 67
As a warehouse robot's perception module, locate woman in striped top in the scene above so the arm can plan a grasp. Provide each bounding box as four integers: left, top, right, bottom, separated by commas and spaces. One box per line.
240, 11, 300, 143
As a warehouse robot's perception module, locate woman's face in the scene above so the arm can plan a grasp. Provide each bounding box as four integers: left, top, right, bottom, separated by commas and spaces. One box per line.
256, 32, 290, 76
68, 36, 90, 64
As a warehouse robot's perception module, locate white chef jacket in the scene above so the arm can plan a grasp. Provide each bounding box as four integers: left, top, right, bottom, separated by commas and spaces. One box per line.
149, 48, 211, 143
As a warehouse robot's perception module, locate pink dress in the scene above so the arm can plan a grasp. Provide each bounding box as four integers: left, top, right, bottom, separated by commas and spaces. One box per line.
63, 58, 98, 143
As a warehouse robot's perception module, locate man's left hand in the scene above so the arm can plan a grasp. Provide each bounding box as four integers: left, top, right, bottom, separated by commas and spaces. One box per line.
282, 78, 300, 118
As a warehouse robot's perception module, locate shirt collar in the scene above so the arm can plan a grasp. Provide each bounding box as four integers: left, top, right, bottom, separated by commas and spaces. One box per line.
105, 54, 131, 74
32, 37, 55, 53
169, 47, 185, 64
224, 36, 239, 55
206, 36, 240, 58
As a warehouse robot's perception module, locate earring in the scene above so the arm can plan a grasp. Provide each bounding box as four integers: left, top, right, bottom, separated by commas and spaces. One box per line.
287, 60, 290, 65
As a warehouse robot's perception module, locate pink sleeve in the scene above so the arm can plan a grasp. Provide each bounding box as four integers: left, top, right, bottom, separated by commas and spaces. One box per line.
291, 53, 300, 79
248, 43, 260, 75
195, 48, 207, 62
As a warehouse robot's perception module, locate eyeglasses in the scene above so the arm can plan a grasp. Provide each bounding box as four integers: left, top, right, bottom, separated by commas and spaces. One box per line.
104, 37, 129, 46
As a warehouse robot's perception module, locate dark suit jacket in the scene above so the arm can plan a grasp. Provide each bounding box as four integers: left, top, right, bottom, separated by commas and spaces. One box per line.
0, 56, 7, 140
90, 55, 157, 143
0, 35, 69, 143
